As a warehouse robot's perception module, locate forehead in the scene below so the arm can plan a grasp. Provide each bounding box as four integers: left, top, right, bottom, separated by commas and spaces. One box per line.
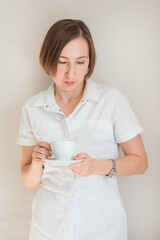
60, 37, 89, 58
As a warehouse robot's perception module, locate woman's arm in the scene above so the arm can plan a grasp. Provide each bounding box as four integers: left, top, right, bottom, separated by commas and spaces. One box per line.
21, 142, 51, 189
21, 146, 44, 189
70, 134, 148, 177
115, 134, 148, 176
95, 134, 148, 176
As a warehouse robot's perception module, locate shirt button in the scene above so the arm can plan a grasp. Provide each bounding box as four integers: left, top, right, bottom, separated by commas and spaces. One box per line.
45, 105, 49, 108
59, 109, 62, 112
81, 99, 85, 103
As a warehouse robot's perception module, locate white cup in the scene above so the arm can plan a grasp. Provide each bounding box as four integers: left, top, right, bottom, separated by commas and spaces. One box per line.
50, 140, 76, 160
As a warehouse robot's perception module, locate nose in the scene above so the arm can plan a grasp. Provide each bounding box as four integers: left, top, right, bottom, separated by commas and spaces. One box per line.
66, 63, 75, 78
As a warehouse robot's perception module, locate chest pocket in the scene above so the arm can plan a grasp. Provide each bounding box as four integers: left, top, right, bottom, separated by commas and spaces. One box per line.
68, 119, 114, 143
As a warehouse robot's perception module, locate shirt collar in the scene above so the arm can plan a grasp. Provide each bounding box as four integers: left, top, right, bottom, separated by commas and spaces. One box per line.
32, 78, 100, 108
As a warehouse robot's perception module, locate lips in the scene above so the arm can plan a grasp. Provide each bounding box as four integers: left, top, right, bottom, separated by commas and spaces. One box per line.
64, 81, 75, 86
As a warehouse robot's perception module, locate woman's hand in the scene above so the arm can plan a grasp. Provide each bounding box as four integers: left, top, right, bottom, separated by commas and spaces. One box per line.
32, 141, 52, 167
69, 153, 97, 177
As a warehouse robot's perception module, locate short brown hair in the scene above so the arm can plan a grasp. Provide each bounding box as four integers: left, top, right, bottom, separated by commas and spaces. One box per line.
39, 19, 96, 80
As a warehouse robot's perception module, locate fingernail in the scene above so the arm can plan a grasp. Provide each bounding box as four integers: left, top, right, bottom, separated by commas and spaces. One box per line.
74, 157, 78, 159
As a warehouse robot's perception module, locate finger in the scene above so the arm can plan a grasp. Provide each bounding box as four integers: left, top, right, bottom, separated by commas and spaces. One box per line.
70, 162, 82, 169
32, 157, 45, 165
74, 153, 88, 160
34, 147, 52, 158
71, 168, 82, 174
35, 159, 45, 165
33, 152, 48, 159
33, 145, 50, 156
32, 151, 43, 159
38, 141, 51, 151
70, 158, 86, 168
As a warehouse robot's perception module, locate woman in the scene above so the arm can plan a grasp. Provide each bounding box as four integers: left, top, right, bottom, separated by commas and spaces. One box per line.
17, 19, 148, 240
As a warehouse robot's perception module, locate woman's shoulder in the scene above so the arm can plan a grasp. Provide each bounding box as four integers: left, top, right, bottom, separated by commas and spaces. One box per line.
22, 84, 53, 109
93, 80, 126, 102
23, 91, 46, 108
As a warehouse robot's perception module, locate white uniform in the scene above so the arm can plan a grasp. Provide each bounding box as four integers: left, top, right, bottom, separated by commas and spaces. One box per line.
17, 78, 143, 240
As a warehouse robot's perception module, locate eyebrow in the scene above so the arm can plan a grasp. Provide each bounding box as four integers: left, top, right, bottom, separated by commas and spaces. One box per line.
59, 56, 88, 59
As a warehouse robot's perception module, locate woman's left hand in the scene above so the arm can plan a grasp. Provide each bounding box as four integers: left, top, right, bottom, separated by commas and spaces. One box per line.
69, 153, 97, 177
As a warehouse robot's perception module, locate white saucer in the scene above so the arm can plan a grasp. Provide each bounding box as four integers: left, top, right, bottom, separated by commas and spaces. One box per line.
43, 158, 84, 166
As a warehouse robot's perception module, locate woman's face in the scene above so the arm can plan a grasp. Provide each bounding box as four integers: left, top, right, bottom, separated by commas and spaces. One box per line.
52, 37, 89, 91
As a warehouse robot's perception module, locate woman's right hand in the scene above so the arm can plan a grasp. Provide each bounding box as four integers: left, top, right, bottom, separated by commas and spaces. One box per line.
32, 141, 52, 166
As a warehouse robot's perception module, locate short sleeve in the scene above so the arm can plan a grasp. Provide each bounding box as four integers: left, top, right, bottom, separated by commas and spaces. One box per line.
112, 91, 143, 143
16, 104, 38, 146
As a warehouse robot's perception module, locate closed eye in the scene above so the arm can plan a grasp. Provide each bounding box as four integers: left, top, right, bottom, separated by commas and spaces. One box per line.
59, 61, 67, 64
58, 61, 85, 64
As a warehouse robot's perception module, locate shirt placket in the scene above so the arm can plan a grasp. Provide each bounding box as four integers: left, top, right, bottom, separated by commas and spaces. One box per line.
45, 100, 86, 239
56, 98, 86, 137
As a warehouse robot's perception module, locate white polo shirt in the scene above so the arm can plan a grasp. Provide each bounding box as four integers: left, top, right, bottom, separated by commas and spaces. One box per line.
17, 78, 143, 240
17, 78, 143, 150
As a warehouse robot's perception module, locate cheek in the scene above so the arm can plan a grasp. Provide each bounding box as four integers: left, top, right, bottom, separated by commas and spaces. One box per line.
58, 67, 66, 75
77, 66, 88, 76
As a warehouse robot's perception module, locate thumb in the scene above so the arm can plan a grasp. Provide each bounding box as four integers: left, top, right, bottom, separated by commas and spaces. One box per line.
74, 153, 88, 160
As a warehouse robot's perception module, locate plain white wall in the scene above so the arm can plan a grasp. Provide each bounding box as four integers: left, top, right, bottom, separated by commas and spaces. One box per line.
0, 0, 160, 239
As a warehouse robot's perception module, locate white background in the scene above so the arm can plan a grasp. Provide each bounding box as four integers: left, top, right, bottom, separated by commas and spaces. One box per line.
0, 0, 160, 239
